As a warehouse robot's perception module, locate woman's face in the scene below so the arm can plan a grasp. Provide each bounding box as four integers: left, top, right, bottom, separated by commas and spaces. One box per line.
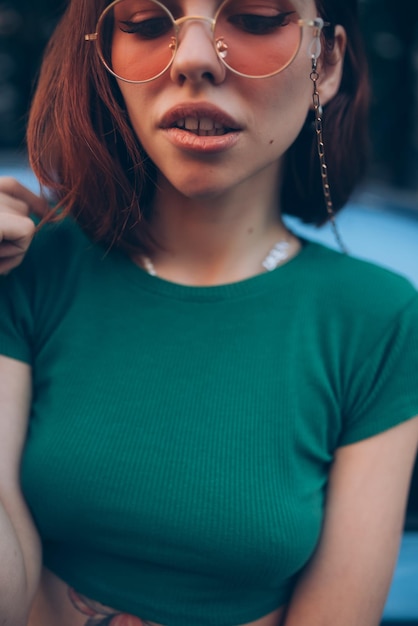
110, 0, 338, 201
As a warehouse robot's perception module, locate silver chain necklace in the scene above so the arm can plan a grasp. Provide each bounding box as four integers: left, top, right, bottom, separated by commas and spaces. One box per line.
141, 240, 292, 277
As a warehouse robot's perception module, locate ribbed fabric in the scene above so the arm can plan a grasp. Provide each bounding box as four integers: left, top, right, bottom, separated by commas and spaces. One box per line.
0, 219, 417, 625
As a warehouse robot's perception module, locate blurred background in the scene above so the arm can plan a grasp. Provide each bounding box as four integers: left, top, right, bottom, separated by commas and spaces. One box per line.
0, 1, 417, 623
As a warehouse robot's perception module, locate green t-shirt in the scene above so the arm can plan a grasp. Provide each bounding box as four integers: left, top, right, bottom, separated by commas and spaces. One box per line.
0, 219, 417, 626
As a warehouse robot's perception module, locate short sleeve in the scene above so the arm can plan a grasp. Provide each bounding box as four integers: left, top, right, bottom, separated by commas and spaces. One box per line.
339, 292, 418, 446
0, 218, 91, 366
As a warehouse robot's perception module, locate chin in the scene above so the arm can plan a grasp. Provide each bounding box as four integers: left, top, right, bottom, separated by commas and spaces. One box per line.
162, 171, 236, 201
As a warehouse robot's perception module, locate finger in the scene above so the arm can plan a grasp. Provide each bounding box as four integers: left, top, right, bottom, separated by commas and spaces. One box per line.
0, 252, 28, 274
0, 214, 36, 275
0, 176, 50, 218
0, 213, 36, 250
0, 192, 32, 217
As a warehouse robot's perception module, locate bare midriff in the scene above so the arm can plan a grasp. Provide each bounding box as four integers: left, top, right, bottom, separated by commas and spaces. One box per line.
29, 568, 287, 626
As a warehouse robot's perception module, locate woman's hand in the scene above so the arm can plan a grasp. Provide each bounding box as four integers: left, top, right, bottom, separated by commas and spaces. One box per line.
0, 177, 49, 274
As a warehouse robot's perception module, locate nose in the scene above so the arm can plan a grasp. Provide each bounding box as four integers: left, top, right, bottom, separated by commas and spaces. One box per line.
169, 17, 227, 86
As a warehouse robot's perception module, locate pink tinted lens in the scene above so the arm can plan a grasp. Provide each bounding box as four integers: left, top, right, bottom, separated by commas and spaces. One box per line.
215, 0, 302, 77
98, 0, 302, 82
99, 0, 176, 82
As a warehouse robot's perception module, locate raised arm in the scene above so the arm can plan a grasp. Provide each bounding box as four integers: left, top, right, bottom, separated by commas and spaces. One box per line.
283, 416, 418, 626
0, 177, 49, 274
0, 355, 42, 625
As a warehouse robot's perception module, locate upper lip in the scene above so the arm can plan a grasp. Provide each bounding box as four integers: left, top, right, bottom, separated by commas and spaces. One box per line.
160, 104, 242, 131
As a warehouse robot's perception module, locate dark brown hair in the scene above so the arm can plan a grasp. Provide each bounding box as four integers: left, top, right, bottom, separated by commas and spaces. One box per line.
27, 0, 370, 250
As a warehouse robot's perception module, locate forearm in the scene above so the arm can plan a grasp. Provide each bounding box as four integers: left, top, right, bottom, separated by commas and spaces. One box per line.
0, 357, 41, 624
281, 561, 392, 626
0, 496, 42, 626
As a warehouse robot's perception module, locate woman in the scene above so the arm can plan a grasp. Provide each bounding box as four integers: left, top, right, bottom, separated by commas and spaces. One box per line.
0, 0, 417, 625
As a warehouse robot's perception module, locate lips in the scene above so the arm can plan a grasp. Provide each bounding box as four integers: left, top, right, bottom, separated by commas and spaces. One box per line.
160, 105, 242, 137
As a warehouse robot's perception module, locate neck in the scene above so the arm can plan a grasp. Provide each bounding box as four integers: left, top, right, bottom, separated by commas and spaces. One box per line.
135, 175, 299, 285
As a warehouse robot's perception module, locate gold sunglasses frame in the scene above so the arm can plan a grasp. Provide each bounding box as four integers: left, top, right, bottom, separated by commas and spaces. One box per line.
85, 0, 327, 83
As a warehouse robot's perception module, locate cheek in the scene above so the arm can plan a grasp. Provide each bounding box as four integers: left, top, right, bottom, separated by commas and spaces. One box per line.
255, 70, 312, 147
116, 82, 149, 139
112, 37, 174, 83
107, 30, 139, 81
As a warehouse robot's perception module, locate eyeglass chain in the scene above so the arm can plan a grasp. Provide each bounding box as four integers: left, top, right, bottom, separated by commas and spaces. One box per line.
310, 57, 348, 254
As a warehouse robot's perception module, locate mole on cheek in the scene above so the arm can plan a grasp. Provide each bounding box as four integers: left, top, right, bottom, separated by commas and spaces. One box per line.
269, 139, 274, 145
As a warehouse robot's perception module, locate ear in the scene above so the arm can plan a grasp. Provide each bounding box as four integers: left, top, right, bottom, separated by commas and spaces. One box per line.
316, 26, 347, 106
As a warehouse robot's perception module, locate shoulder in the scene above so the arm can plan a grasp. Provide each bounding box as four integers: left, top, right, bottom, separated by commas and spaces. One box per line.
0, 217, 103, 321
2, 217, 100, 291
300, 243, 418, 445
27, 217, 93, 267
0, 218, 110, 362
302, 240, 417, 319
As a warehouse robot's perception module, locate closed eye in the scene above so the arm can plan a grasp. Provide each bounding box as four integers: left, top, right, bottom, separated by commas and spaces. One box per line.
118, 16, 173, 38
228, 11, 296, 35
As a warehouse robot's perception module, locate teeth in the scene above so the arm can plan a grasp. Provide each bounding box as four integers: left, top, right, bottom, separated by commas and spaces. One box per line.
174, 117, 230, 136
199, 117, 215, 131
183, 117, 214, 131
185, 117, 199, 130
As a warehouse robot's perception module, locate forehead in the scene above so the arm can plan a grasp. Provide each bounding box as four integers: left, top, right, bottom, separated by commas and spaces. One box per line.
105, 0, 319, 19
